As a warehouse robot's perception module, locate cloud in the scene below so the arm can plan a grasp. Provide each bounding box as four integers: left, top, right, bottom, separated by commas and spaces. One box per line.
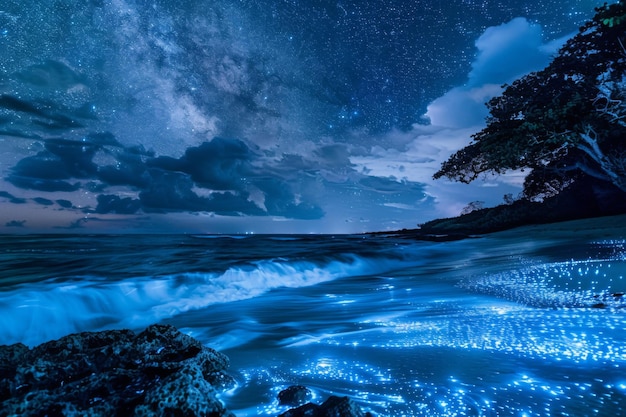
6, 135, 108, 192
314, 144, 353, 168
425, 17, 564, 129
253, 177, 325, 219
469, 18, 552, 86
32, 197, 54, 206
200, 192, 267, 217
15, 60, 88, 91
5, 133, 325, 219
61, 218, 89, 230
56, 199, 74, 208
359, 176, 418, 193
98, 151, 151, 188
425, 84, 503, 129
354, 17, 571, 219
0, 191, 27, 204
5, 220, 26, 228
95, 195, 141, 214
0, 93, 86, 132
136, 169, 266, 216
7, 153, 82, 192
147, 138, 253, 191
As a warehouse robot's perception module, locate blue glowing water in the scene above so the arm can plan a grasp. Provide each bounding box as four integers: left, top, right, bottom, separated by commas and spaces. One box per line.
1, 229, 625, 416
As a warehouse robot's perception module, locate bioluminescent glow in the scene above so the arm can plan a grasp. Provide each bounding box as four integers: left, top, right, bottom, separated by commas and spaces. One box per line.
2, 232, 625, 416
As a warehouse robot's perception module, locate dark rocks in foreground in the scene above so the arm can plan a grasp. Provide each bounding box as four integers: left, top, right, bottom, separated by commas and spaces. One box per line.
278, 385, 313, 407
0, 324, 236, 417
277, 394, 374, 417
0, 325, 374, 417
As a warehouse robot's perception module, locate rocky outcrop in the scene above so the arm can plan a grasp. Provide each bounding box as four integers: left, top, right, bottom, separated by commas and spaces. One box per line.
278, 395, 374, 417
0, 324, 235, 417
277, 385, 313, 407
0, 325, 377, 417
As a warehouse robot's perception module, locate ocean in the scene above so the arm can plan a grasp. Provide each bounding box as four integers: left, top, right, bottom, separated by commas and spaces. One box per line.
1, 228, 625, 416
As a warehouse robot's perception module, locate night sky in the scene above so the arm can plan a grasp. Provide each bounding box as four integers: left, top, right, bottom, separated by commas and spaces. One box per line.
0, 0, 614, 233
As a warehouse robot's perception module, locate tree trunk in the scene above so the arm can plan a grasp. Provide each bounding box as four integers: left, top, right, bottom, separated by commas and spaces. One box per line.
576, 128, 626, 193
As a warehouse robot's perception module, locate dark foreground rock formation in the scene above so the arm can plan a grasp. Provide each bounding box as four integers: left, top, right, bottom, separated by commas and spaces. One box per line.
0, 325, 374, 417
0, 324, 236, 417
278, 385, 314, 407
277, 394, 374, 417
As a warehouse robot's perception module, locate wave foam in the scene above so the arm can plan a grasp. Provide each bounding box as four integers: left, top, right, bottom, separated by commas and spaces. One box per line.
0, 254, 409, 347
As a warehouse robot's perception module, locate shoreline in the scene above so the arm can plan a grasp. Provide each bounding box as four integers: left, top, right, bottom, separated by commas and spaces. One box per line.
490, 213, 626, 240
369, 213, 626, 242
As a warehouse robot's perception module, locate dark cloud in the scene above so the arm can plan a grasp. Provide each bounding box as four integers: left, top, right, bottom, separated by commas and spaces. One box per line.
0, 129, 41, 139
44, 138, 99, 177
274, 154, 317, 173
359, 177, 422, 194
254, 177, 325, 219
5, 220, 26, 228
98, 153, 151, 188
99, 137, 323, 218
5, 130, 147, 192
32, 197, 54, 206
0, 94, 85, 131
7, 173, 81, 192
148, 138, 253, 191
137, 169, 263, 215
9, 152, 76, 181
55, 216, 153, 230
0, 191, 27, 204
6, 133, 322, 219
0, 94, 52, 119
315, 144, 353, 168
136, 170, 202, 213
202, 192, 266, 216
62, 218, 88, 230
83, 132, 124, 147
15, 60, 88, 91
94, 195, 141, 214
6, 136, 103, 191
85, 181, 107, 193
56, 199, 73, 208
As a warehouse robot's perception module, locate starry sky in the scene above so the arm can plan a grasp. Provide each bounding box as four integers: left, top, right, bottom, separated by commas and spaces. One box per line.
0, 0, 615, 233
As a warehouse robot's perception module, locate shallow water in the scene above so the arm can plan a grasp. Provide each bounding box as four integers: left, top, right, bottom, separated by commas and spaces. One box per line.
1, 231, 625, 416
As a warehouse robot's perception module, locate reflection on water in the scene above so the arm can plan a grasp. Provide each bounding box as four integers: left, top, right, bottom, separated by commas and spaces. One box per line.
175, 237, 626, 416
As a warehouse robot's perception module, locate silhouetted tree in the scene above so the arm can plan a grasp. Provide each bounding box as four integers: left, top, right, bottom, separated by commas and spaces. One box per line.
461, 200, 485, 215
435, 2, 626, 200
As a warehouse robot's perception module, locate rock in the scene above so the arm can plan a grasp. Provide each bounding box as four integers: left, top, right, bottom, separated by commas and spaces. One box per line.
278, 395, 374, 417
0, 342, 29, 400
0, 324, 236, 417
277, 385, 313, 406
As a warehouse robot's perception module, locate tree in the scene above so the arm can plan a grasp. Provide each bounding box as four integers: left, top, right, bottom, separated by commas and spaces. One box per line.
434, 2, 626, 200
461, 201, 485, 215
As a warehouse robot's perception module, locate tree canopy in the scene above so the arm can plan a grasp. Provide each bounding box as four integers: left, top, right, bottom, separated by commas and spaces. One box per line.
434, 2, 626, 200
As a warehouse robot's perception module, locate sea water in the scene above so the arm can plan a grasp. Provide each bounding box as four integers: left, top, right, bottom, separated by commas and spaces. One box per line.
1, 231, 625, 416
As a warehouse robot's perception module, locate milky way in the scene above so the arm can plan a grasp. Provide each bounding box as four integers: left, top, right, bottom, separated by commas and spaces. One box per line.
0, 0, 614, 233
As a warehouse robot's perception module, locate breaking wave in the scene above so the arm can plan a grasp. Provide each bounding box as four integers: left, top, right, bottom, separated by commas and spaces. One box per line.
0, 252, 416, 347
